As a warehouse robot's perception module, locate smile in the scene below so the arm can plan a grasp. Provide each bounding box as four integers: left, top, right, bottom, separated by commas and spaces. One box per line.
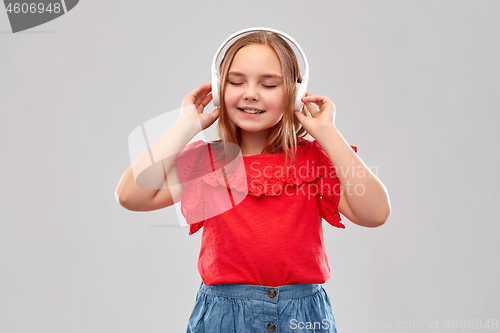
238, 108, 265, 114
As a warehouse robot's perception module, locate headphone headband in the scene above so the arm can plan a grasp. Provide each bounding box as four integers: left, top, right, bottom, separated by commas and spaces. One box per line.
211, 27, 309, 110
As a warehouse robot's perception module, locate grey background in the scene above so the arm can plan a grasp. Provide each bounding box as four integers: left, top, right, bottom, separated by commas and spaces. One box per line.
1, 0, 499, 332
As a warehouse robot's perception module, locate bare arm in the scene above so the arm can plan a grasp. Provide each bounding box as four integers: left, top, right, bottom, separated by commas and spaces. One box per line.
295, 93, 391, 227
115, 83, 220, 211
318, 127, 391, 227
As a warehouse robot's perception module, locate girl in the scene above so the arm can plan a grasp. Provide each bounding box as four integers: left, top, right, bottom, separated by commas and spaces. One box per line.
116, 28, 390, 333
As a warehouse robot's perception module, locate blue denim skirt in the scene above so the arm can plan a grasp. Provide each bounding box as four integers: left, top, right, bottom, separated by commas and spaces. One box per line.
186, 282, 337, 333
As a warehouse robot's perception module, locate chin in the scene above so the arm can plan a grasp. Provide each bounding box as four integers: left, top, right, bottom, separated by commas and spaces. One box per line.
237, 124, 272, 133
229, 115, 283, 134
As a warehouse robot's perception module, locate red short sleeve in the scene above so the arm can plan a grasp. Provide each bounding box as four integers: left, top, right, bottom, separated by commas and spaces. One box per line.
174, 140, 210, 235
174, 141, 247, 235
311, 141, 358, 229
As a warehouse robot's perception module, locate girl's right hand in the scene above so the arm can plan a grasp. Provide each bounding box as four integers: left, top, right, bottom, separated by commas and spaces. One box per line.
181, 83, 220, 131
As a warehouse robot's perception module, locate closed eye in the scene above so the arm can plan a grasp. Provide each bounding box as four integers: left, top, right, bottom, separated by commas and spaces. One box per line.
228, 82, 277, 88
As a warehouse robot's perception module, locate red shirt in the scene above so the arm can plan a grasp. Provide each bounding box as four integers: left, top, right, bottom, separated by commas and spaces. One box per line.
175, 139, 357, 286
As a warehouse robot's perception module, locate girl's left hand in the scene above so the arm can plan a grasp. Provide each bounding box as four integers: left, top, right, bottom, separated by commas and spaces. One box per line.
294, 93, 336, 138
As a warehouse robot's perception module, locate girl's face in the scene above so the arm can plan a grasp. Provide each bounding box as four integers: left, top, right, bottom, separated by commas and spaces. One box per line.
224, 44, 285, 135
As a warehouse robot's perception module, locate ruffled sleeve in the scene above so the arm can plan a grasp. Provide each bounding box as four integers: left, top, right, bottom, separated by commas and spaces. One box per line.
311, 140, 358, 229
174, 140, 212, 235
175, 141, 248, 235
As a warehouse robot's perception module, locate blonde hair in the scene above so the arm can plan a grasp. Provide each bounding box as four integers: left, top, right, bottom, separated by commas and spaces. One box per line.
215, 31, 309, 166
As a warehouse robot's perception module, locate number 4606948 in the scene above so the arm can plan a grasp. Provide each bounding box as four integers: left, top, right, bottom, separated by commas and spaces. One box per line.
443, 319, 498, 330
6, 3, 62, 14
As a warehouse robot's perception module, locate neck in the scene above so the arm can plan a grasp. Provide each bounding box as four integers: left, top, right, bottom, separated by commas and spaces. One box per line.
239, 129, 270, 156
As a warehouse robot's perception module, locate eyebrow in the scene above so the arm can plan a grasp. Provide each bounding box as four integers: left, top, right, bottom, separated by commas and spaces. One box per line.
228, 71, 282, 79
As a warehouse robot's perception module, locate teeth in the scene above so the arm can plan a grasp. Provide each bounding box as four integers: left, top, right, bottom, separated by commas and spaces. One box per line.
241, 109, 263, 114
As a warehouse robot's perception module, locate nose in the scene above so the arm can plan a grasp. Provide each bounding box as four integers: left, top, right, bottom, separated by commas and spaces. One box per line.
243, 84, 259, 101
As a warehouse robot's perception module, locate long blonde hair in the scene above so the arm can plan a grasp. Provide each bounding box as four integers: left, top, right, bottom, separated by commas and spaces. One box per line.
215, 30, 309, 166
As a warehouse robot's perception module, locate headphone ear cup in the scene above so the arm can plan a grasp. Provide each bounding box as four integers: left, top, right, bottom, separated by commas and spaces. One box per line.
294, 82, 307, 111
212, 76, 220, 107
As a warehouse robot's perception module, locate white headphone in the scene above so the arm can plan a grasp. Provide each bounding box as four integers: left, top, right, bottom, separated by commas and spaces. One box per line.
211, 27, 310, 111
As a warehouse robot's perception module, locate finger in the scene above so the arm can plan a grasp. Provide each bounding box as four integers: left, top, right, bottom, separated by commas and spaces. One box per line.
301, 97, 324, 107
190, 83, 211, 98
302, 94, 329, 106
198, 93, 213, 113
210, 107, 220, 121
194, 85, 212, 106
201, 92, 213, 107
191, 82, 211, 98
201, 107, 220, 130
184, 83, 210, 106
294, 110, 307, 124
304, 101, 320, 116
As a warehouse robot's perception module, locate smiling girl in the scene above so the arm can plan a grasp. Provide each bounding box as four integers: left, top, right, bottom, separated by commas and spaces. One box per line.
116, 28, 390, 333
